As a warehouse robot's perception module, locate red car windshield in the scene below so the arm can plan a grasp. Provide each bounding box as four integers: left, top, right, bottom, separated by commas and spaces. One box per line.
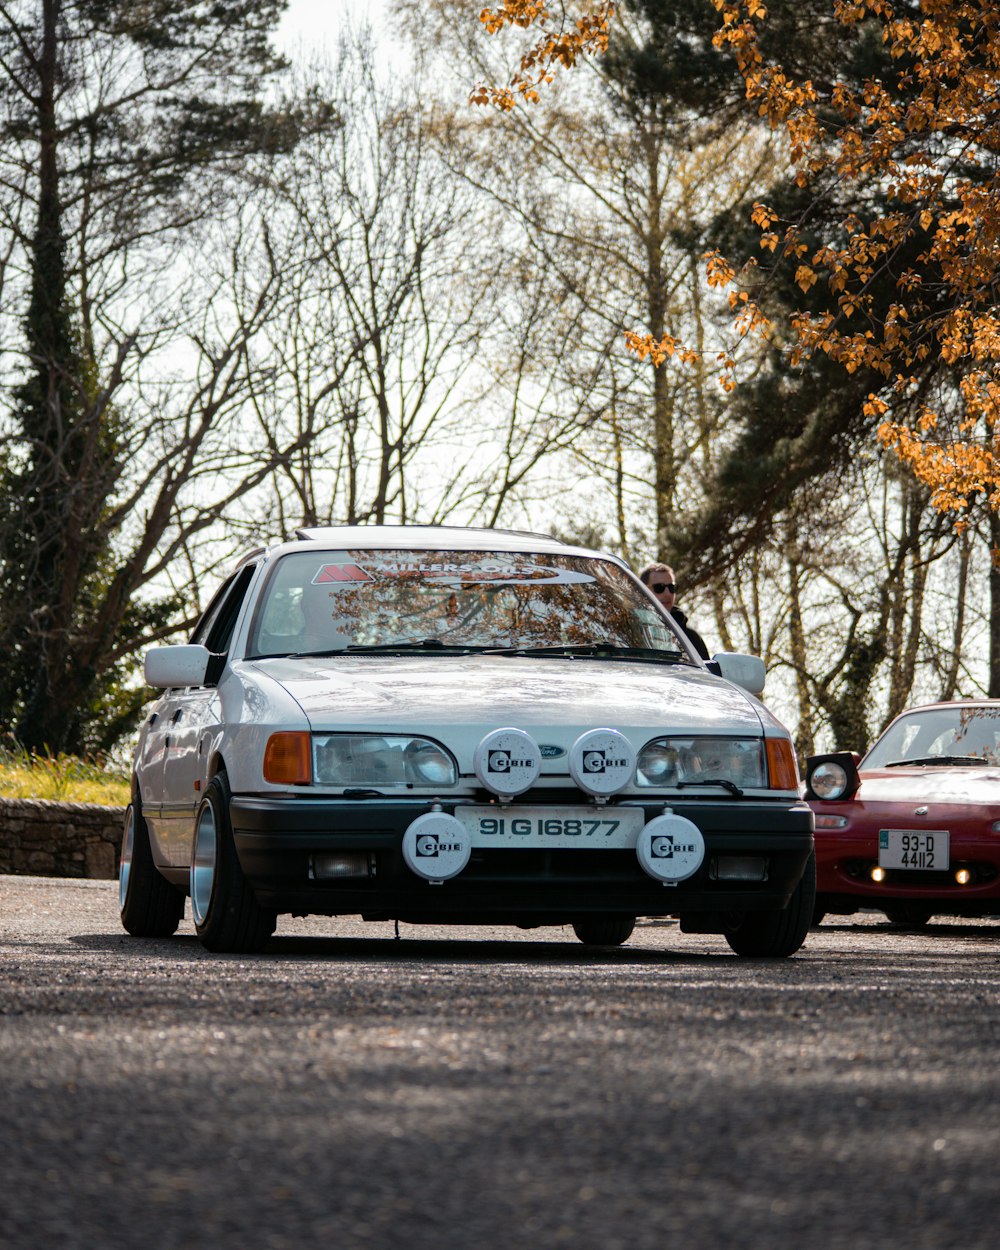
247, 548, 691, 659
865, 706, 1000, 768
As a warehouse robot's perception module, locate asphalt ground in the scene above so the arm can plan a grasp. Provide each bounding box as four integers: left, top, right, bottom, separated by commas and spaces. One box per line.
2, 874, 999, 1250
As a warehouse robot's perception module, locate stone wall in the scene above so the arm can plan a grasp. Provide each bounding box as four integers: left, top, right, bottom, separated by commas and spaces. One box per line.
0, 797, 125, 880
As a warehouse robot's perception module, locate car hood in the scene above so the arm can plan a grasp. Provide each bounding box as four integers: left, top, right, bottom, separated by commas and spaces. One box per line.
246, 653, 766, 742
856, 766, 1000, 804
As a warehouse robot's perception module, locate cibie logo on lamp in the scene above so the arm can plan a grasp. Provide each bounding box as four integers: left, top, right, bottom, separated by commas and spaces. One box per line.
637, 813, 705, 883
402, 812, 471, 881
474, 728, 541, 796
488, 749, 533, 773
582, 749, 629, 774
569, 729, 636, 796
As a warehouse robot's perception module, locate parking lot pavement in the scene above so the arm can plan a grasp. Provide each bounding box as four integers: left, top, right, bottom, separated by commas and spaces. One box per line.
2, 874, 1000, 1250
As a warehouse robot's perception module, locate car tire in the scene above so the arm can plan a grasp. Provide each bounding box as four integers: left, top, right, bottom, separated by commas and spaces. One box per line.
883, 905, 933, 928
723, 852, 816, 958
572, 916, 635, 946
190, 773, 277, 953
119, 798, 184, 938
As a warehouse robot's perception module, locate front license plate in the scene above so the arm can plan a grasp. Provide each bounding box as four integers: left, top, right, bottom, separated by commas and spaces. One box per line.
878, 829, 950, 870
457, 805, 645, 849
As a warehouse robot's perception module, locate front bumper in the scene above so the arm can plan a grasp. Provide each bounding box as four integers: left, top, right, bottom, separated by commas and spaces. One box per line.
815, 823, 1000, 914
230, 795, 814, 923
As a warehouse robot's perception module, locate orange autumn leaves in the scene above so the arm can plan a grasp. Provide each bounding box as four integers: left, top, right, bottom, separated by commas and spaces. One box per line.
714, 0, 1000, 519
471, 2, 615, 109
477, 0, 1000, 520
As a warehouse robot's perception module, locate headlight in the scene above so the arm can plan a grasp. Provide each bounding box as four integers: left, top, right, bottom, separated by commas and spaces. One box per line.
809, 760, 849, 800
636, 736, 766, 788
405, 740, 456, 786
312, 734, 457, 788
635, 742, 676, 785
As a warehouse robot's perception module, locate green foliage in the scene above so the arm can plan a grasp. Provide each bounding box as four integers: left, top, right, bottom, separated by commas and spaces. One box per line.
817, 634, 887, 754
614, 1, 937, 582
604, 0, 743, 122
63, 573, 185, 757
671, 347, 879, 583
0, 740, 130, 806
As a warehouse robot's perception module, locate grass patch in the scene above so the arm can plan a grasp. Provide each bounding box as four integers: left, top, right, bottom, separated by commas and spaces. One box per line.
0, 747, 130, 806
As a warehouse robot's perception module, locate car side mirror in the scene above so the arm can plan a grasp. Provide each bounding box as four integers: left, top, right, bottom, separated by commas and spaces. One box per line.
145, 644, 212, 689
710, 652, 766, 696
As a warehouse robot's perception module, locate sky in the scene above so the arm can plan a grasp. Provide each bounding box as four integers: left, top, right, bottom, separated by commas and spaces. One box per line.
276, 0, 388, 58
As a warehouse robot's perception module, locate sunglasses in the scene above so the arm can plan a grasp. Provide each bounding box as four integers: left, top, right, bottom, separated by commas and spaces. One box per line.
651, 582, 676, 594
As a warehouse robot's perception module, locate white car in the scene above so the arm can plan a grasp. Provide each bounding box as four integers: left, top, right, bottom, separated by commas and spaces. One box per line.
120, 526, 815, 956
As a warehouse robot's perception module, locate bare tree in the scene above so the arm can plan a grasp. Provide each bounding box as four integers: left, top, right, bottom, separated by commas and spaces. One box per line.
0, 0, 324, 751
399, 0, 793, 557
395, 0, 995, 746
235, 32, 505, 532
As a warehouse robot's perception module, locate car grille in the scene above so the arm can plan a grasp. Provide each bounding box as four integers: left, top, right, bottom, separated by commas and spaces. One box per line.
463, 848, 646, 882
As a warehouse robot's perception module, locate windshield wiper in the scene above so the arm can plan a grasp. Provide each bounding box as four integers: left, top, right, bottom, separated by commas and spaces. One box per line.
484, 644, 689, 662
346, 639, 452, 652
280, 639, 507, 658
268, 641, 690, 662
884, 755, 991, 767
676, 778, 745, 797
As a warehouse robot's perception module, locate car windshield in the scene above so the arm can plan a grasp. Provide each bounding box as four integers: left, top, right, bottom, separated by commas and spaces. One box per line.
864, 706, 1000, 768
246, 548, 693, 660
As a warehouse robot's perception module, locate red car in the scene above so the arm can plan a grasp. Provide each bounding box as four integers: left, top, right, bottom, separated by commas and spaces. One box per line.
806, 701, 1000, 926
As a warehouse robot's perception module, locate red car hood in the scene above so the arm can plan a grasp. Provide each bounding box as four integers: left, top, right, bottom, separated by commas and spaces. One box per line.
856, 766, 1000, 804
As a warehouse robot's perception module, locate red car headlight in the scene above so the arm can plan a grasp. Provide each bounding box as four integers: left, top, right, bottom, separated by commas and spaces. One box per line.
810, 761, 850, 799
805, 752, 861, 801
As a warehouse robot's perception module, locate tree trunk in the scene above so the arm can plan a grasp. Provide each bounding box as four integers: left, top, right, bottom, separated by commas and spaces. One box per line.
786, 552, 814, 758
941, 529, 970, 701
989, 511, 1000, 698
13, 0, 87, 751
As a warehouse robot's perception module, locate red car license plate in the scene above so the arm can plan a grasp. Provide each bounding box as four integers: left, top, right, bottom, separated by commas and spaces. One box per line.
878, 829, 950, 870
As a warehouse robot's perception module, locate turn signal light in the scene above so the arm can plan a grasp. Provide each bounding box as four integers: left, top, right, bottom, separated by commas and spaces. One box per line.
766, 738, 800, 791
814, 814, 849, 829
264, 732, 311, 785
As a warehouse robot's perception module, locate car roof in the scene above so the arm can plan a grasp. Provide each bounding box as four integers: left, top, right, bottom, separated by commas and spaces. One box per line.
239, 525, 627, 566
892, 700, 1000, 715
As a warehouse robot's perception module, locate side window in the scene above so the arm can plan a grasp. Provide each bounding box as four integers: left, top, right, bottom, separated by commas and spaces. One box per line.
191, 565, 257, 654
635, 606, 683, 651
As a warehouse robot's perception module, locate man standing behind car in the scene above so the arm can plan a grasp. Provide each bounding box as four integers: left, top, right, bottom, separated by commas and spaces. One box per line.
638, 562, 710, 660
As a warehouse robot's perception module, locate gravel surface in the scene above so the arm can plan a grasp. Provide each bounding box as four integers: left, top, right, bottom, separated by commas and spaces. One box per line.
2, 875, 999, 1250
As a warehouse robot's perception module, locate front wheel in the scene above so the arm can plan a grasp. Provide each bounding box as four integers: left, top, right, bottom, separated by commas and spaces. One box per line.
572, 916, 635, 946
119, 799, 184, 938
191, 774, 276, 953
812, 891, 832, 927
724, 853, 816, 958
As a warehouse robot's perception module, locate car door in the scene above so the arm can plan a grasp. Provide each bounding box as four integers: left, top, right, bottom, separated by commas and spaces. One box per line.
158, 563, 259, 866
134, 693, 174, 856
